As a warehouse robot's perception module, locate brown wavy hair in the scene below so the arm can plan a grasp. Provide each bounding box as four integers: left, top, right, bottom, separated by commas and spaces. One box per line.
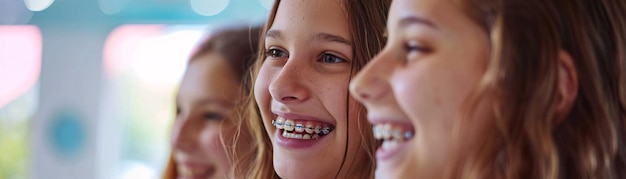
163, 24, 261, 179
233, 0, 391, 178
448, 0, 626, 178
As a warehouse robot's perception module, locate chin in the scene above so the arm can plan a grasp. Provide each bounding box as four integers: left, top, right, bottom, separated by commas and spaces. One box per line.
274, 160, 334, 179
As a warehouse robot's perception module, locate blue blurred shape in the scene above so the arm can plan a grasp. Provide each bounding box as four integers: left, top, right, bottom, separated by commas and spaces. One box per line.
48, 110, 85, 158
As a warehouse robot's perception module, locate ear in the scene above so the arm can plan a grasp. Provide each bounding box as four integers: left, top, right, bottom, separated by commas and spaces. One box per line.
554, 50, 578, 126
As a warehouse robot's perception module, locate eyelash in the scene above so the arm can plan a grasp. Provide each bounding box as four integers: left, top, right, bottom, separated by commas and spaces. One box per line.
266, 48, 288, 59
175, 107, 224, 121
404, 41, 431, 53
318, 53, 347, 64
204, 112, 224, 121
266, 48, 347, 64
404, 40, 431, 61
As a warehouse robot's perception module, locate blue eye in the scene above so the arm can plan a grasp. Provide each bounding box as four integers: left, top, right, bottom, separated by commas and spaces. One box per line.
204, 112, 224, 121
266, 48, 288, 58
319, 53, 346, 63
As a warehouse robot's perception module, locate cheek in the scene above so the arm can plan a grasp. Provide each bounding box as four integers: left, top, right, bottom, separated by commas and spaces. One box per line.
324, 83, 349, 114
394, 62, 481, 125
199, 127, 223, 151
254, 66, 272, 111
199, 126, 231, 164
170, 120, 183, 147
392, 67, 443, 125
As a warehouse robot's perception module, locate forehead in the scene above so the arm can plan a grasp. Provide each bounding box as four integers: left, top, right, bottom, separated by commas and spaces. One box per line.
178, 55, 241, 102
269, 0, 350, 41
389, 0, 467, 30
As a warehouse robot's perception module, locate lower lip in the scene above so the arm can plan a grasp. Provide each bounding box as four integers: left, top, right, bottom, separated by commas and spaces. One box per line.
274, 129, 328, 149
376, 141, 409, 161
175, 163, 215, 179
176, 170, 214, 179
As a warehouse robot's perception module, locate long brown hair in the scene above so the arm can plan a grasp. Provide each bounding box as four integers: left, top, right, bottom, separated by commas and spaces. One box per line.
163, 24, 261, 179
234, 0, 390, 178
450, 0, 626, 178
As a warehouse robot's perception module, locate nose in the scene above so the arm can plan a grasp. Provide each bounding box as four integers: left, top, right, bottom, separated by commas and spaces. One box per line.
350, 48, 393, 103
171, 114, 198, 153
268, 60, 310, 104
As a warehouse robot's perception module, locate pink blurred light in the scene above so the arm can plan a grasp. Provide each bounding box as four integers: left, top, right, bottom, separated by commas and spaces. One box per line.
103, 25, 164, 80
0, 25, 42, 109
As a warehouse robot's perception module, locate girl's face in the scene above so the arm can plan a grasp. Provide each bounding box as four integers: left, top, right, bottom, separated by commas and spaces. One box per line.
350, 0, 493, 178
172, 54, 243, 179
254, 0, 363, 178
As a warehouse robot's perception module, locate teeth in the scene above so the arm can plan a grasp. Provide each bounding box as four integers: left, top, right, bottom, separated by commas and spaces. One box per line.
372, 123, 414, 142
275, 119, 284, 129
305, 122, 314, 134
321, 126, 331, 135
179, 167, 192, 176
382, 140, 399, 151
274, 117, 337, 140
373, 125, 382, 139
392, 129, 403, 141
272, 118, 336, 136
404, 131, 413, 139
314, 126, 321, 134
381, 124, 391, 139
295, 123, 304, 133
281, 130, 320, 140
177, 166, 208, 177
284, 120, 295, 131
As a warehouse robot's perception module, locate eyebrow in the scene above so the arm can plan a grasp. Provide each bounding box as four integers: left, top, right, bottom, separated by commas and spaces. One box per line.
266, 29, 285, 41
197, 98, 235, 108
398, 16, 438, 30
176, 98, 235, 109
312, 32, 352, 46
266, 29, 352, 46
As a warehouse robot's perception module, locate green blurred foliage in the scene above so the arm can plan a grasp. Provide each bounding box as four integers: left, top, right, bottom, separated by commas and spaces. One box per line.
0, 87, 37, 179
0, 121, 29, 179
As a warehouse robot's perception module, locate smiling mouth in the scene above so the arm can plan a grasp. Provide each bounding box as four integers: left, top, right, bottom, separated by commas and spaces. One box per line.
177, 165, 215, 178
272, 116, 335, 140
372, 123, 414, 151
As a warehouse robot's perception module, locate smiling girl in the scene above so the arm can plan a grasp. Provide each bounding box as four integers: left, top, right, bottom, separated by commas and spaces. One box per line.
165, 25, 260, 179
350, 0, 626, 178
235, 0, 390, 178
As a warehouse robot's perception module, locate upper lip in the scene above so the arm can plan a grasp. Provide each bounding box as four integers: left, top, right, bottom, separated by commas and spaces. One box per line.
271, 110, 336, 126
367, 113, 413, 126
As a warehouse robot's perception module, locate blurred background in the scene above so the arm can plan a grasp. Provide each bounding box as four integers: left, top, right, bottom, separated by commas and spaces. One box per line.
0, 0, 270, 178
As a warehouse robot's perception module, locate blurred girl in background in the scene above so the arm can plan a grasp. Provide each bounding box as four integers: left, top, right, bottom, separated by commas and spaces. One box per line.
350, 0, 626, 178
164, 25, 261, 179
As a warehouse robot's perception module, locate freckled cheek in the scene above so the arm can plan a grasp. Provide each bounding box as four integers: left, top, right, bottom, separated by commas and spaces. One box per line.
320, 82, 350, 120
